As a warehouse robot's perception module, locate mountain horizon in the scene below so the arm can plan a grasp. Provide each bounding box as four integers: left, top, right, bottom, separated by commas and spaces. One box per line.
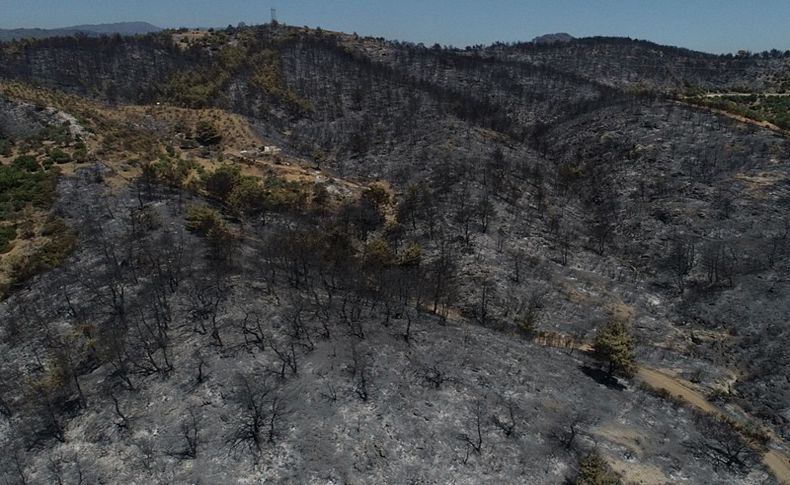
1, 21, 786, 58
0, 21, 161, 42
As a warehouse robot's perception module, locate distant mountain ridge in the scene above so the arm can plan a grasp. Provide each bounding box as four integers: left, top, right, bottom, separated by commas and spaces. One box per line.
0, 21, 161, 42
532, 33, 574, 44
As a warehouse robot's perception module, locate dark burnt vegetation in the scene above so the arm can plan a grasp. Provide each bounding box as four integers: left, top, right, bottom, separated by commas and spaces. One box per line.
1, 23, 789, 484
487, 36, 790, 92
0, 32, 186, 103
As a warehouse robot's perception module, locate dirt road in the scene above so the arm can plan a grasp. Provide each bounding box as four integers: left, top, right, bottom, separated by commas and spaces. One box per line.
674, 99, 790, 136
529, 332, 790, 483
703, 93, 790, 98
636, 367, 790, 484
635, 367, 718, 414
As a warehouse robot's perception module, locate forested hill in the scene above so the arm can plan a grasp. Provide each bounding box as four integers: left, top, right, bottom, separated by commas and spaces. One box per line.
0, 23, 789, 484
484, 36, 790, 92
3, 24, 785, 160
1, 25, 788, 102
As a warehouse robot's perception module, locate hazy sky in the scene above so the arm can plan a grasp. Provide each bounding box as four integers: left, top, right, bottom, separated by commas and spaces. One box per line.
1, 0, 788, 54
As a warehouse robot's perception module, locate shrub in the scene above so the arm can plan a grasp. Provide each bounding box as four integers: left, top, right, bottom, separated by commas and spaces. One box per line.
311, 147, 326, 168
11, 155, 40, 172
203, 164, 241, 199
399, 243, 422, 266
708, 388, 730, 403
185, 205, 236, 261
10, 219, 77, 287
0, 163, 59, 216
364, 238, 397, 267
576, 450, 620, 485
263, 175, 304, 210
153, 156, 197, 188
0, 138, 12, 157
228, 177, 268, 216
195, 121, 222, 146
0, 225, 16, 253
185, 204, 224, 235
72, 146, 89, 163
49, 148, 71, 164
362, 182, 391, 209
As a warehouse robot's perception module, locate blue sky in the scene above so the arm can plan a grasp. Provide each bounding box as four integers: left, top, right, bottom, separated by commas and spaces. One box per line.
1, 0, 788, 54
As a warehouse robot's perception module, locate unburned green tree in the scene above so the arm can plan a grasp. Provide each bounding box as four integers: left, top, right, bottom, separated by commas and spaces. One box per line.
203, 164, 241, 200
593, 318, 636, 378
228, 177, 267, 217
195, 121, 223, 146
575, 449, 620, 485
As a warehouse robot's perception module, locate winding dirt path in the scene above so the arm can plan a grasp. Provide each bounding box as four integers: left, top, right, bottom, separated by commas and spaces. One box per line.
674, 99, 790, 137
529, 332, 790, 483
764, 451, 790, 485
636, 368, 790, 484
635, 367, 718, 414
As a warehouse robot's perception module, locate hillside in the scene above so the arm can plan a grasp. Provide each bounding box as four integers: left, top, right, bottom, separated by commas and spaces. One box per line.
0, 24, 789, 484
484, 37, 790, 92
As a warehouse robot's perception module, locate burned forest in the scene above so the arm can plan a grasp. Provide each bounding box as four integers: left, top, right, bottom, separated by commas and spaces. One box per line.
0, 22, 789, 484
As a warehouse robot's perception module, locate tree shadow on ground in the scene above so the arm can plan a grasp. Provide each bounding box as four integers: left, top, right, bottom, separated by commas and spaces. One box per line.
579, 365, 626, 391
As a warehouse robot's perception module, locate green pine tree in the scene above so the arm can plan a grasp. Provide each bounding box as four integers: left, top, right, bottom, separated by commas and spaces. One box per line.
576, 450, 620, 485
593, 319, 637, 378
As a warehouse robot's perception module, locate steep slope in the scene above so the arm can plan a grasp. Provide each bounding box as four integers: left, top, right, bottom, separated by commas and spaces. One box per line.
0, 34, 188, 103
